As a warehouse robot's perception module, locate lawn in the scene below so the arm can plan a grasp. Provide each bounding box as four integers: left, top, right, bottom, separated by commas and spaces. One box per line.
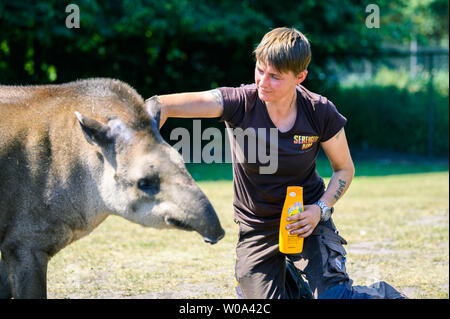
44, 157, 449, 299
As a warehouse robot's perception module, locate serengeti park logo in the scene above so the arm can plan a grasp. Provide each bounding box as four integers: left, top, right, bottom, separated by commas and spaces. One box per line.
293, 135, 319, 150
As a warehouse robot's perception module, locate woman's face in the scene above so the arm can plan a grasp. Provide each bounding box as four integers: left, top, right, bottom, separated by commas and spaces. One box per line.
254, 60, 306, 104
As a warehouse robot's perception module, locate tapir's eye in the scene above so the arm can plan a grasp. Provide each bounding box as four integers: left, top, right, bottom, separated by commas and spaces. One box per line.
137, 176, 160, 195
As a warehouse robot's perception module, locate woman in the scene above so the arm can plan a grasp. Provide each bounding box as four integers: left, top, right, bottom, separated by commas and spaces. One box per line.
153, 27, 406, 299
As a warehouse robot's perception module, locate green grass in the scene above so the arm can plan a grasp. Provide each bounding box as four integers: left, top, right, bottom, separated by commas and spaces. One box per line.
43, 160, 448, 299
332, 172, 449, 298
186, 155, 449, 180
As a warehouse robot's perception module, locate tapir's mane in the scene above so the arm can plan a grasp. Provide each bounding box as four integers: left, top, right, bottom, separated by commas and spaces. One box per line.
1, 78, 144, 107
0, 78, 153, 131
63, 78, 152, 131
67, 78, 144, 106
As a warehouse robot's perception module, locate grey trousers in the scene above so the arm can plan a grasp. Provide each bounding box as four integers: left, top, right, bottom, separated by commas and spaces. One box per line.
234, 218, 407, 299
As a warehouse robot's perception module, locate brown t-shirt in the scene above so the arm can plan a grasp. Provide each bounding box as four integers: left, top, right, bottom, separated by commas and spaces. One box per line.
218, 83, 347, 226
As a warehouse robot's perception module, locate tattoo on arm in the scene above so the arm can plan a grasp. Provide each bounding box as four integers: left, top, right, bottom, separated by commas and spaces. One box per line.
209, 89, 223, 106
334, 178, 347, 201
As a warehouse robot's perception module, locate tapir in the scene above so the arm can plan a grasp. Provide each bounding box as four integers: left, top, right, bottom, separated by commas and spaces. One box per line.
0, 78, 225, 299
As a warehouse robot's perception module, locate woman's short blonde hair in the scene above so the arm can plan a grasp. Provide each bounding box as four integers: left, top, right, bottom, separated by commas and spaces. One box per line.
253, 27, 311, 75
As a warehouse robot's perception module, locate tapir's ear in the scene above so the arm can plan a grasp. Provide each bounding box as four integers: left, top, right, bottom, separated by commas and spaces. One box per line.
145, 95, 161, 130
74, 111, 113, 147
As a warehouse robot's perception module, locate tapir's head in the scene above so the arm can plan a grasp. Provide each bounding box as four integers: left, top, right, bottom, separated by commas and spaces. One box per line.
74, 95, 224, 244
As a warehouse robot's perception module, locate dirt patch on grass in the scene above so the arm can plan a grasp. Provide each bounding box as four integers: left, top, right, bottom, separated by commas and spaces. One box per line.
96, 282, 228, 299
346, 241, 409, 256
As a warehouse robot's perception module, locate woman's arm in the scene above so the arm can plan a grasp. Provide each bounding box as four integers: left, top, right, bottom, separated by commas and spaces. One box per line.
152, 89, 224, 129
287, 127, 355, 238
317, 127, 355, 208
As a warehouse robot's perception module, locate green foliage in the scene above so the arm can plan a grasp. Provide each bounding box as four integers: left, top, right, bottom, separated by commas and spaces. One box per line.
1, 0, 448, 157
329, 68, 449, 156
0, 0, 395, 94
371, 0, 449, 45
342, 66, 450, 96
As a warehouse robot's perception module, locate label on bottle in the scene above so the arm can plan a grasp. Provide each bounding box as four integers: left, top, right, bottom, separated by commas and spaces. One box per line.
279, 186, 304, 254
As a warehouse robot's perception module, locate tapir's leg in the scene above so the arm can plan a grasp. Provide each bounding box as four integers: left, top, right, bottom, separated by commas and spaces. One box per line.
0, 258, 12, 299
3, 248, 49, 299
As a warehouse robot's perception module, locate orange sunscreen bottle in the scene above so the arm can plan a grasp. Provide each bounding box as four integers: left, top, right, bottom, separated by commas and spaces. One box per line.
279, 186, 304, 254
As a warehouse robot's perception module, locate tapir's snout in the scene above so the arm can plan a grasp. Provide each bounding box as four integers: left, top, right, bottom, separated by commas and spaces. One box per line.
203, 229, 225, 245
195, 204, 225, 245
163, 201, 225, 245
165, 216, 225, 244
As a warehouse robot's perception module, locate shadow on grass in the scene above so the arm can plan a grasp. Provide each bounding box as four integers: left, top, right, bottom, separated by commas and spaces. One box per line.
185, 148, 449, 181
